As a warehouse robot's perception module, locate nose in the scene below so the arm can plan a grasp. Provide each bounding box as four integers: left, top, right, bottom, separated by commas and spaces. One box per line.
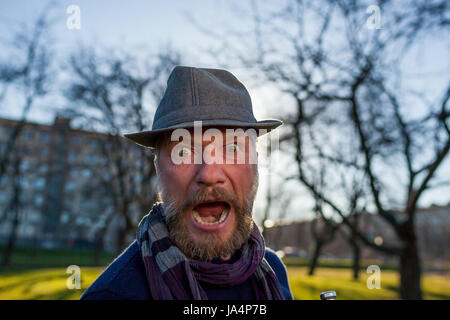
195, 162, 226, 187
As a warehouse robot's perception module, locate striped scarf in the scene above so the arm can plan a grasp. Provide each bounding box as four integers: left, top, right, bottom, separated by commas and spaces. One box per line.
136, 203, 284, 300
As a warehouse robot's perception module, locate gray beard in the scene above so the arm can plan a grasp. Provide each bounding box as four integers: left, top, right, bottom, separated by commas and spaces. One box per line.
157, 172, 258, 262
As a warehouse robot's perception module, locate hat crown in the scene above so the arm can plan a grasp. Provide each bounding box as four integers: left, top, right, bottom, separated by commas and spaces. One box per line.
152, 66, 256, 130
124, 66, 282, 148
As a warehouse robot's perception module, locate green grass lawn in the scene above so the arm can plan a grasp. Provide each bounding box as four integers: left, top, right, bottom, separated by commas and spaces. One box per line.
0, 267, 105, 300
288, 267, 450, 300
0, 265, 449, 300
0, 246, 448, 299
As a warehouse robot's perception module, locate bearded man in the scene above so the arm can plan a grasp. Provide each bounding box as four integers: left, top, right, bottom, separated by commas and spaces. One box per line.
81, 66, 293, 300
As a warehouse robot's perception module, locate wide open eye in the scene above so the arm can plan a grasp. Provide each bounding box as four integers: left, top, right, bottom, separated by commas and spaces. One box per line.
178, 146, 192, 158
226, 143, 239, 153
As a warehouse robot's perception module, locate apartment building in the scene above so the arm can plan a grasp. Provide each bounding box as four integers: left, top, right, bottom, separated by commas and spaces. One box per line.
0, 116, 152, 251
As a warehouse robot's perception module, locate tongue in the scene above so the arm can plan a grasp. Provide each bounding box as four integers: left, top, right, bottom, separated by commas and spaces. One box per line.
194, 202, 227, 217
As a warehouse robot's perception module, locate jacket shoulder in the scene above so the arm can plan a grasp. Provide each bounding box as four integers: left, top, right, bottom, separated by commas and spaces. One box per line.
264, 247, 294, 300
81, 242, 292, 300
81, 241, 150, 300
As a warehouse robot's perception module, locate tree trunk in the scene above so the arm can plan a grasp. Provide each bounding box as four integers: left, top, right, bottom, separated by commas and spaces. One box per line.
93, 233, 105, 266
274, 225, 284, 250
399, 241, 422, 299
262, 226, 267, 241
1, 206, 20, 266
308, 241, 323, 276
351, 240, 360, 280
1, 159, 21, 267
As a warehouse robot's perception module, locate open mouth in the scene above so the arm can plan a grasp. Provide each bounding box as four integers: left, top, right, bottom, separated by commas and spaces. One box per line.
191, 201, 231, 228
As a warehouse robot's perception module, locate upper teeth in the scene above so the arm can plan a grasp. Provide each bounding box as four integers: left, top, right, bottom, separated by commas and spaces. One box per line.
192, 208, 229, 226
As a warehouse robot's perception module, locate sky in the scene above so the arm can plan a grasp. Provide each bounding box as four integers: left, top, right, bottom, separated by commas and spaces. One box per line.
0, 0, 449, 223
0, 1, 282, 123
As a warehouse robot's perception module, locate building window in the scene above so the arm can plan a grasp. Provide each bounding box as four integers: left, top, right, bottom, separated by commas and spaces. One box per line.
40, 132, 50, 143
65, 181, 76, 192
91, 140, 100, 149
71, 136, 81, 145
41, 148, 49, 158
60, 212, 70, 224
20, 160, 31, 172
70, 168, 78, 178
34, 194, 43, 206
29, 210, 41, 223
82, 168, 93, 178
21, 177, 30, 189
84, 154, 98, 164
39, 164, 48, 174
34, 178, 45, 190
69, 152, 77, 162
22, 130, 32, 139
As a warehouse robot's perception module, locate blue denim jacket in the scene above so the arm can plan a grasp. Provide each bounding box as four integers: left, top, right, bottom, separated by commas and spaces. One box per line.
81, 241, 293, 300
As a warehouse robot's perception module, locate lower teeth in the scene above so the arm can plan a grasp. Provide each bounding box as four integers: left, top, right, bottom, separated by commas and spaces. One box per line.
192, 208, 229, 226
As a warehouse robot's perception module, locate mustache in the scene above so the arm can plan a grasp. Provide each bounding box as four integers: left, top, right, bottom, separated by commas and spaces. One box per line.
180, 187, 239, 213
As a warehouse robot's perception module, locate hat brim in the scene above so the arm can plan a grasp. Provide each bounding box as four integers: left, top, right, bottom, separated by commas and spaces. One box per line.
124, 119, 282, 148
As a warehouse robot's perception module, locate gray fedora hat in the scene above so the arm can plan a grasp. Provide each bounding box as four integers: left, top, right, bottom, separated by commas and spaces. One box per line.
124, 66, 282, 148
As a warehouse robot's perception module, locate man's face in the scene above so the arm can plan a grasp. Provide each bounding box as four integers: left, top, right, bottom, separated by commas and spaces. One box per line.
156, 127, 259, 261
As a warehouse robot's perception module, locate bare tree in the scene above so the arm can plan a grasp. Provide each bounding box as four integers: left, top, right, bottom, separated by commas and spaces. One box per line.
63, 46, 180, 254
259, 151, 294, 238
308, 202, 340, 276
0, 5, 55, 181
193, 0, 450, 299
0, 5, 56, 265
